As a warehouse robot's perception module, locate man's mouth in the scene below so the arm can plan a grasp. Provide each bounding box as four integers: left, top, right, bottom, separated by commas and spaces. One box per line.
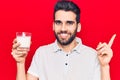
58, 33, 69, 39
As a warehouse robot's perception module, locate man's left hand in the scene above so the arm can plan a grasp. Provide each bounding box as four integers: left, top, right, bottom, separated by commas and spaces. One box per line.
96, 34, 116, 66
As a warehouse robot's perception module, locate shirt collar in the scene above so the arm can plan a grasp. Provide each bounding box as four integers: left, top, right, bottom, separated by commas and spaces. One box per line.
53, 37, 83, 54
71, 37, 82, 54
53, 40, 62, 53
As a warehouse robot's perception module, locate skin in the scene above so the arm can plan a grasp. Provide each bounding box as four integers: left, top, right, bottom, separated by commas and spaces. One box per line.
11, 10, 116, 80
96, 34, 116, 66
53, 10, 81, 52
96, 34, 116, 80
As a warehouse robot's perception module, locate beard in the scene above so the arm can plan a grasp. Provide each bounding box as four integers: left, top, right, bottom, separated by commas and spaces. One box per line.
54, 28, 77, 45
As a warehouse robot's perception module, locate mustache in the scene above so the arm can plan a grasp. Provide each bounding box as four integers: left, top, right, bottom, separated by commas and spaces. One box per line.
58, 31, 68, 34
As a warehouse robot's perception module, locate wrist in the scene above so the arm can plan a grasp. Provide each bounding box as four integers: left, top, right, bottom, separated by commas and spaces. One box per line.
101, 64, 110, 69
17, 62, 25, 67
101, 65, 111, 80
16, 58, 26, 64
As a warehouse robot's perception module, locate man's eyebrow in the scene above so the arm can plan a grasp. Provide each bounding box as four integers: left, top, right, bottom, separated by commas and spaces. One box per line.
66, 21, 75, 23
54, 20, 61, 22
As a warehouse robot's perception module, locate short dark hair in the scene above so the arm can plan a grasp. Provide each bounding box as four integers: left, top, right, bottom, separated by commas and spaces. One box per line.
54, 0, 81, 23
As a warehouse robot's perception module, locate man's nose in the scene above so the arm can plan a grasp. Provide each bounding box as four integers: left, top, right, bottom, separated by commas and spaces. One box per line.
61, 23, 67, 31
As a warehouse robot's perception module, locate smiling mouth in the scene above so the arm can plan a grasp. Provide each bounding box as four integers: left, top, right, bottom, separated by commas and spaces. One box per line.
60, 33, 68, 38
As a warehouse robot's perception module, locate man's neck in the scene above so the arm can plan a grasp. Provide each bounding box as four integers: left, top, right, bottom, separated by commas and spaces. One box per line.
57, 39, 78, 53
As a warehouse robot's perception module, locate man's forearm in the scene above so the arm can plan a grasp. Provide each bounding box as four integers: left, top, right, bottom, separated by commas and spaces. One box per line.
16, 63, 26, 80
101, 65, 111, 80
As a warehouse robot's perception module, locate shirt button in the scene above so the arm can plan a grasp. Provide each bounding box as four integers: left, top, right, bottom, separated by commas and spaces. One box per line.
65, 63, 68, 65
66, 54, 68, 56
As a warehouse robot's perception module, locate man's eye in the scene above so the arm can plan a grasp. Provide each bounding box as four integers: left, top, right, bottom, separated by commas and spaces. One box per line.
67, 21, 74, 25
55, 21, 62, 25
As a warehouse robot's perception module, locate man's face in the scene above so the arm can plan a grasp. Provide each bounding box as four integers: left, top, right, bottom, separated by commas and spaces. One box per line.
53, 10, 80, 45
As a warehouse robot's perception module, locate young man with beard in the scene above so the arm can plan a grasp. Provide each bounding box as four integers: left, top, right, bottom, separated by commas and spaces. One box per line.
11, 0, 116, 80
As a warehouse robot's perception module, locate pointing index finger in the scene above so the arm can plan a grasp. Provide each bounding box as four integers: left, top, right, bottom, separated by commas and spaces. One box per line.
108, 34, 116, 47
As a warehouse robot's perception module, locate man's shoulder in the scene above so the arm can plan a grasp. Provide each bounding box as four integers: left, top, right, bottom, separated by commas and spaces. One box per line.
35, 42, 55, 53
82, 44, 96, 52
76, 37, 97, 54
80, 44, 97, 55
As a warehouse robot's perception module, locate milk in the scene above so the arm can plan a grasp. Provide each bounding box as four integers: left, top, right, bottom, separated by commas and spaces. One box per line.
16, 32, 31, 48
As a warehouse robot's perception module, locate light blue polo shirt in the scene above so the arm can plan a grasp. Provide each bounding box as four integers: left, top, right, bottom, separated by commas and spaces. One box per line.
28, 37, 101, 80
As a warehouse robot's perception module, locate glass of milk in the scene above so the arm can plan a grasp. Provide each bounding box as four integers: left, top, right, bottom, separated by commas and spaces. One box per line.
16, 32, 31, 49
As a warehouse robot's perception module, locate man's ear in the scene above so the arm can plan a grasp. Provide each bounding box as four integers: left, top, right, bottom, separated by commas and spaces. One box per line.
77, 23, 81, 32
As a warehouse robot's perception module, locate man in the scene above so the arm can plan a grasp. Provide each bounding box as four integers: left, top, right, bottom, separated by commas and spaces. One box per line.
12, 0, 116, 80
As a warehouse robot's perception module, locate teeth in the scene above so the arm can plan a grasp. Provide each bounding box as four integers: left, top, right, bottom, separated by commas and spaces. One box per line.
60, 33, 67, 38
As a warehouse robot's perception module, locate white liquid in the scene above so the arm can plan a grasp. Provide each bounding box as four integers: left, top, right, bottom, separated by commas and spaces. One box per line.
17, 36, 31, 48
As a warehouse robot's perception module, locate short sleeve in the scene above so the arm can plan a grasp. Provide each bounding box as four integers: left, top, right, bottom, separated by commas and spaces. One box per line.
93, 56, 101, 80
27, 49, 40, 78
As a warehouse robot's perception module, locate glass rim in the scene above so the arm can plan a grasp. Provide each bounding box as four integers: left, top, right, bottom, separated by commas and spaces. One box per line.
16, 32, 32, 36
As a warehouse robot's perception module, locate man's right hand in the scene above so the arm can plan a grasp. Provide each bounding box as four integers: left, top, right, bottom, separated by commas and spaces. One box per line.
11, 39, 29, 64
